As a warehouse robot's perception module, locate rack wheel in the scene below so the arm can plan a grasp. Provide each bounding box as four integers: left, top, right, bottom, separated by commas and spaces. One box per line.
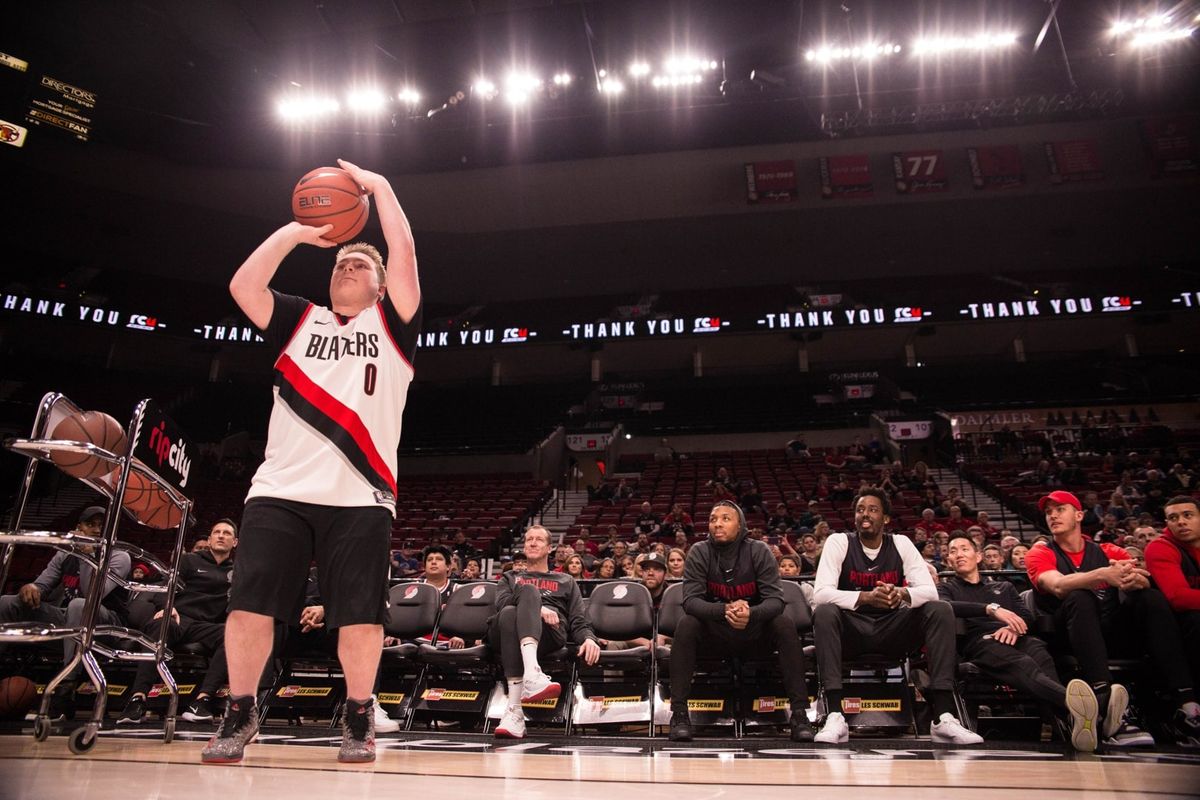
33, 717, 50, 742
67, 725, 98, 754
164, 717, 175, 744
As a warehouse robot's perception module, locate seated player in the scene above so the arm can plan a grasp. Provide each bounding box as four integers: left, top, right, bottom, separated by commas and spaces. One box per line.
1145, 495, 1200, 741
0, 506, 130, 720
119, 519, 238, 725
1028, 490, 1198, 746
491, 525, 601, 739
939, 533, 1101, 751
812, 489, 981, 745
668, 501, 815, 743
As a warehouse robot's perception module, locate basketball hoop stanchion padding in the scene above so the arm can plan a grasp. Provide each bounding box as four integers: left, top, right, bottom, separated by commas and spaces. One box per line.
0, 393, 195, 754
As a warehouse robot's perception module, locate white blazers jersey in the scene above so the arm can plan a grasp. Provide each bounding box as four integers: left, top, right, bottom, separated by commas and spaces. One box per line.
247, 291, 421, 515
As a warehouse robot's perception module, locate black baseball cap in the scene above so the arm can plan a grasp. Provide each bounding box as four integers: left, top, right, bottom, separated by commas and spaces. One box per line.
80, 506, 106, 523
636, 552, 667, 570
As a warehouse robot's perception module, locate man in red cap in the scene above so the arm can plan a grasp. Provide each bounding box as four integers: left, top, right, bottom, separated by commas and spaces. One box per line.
1145, 495, 1200, 742
1027, 490, 1197, 746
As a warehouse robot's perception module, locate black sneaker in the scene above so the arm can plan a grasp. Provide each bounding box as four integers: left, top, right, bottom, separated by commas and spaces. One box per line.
668, 709, 693, 742
182, 696, 215, 723
118, 695, 146, 725
201, 696, 260, 764
338, 697, 376, 763
790, 713, 816, 743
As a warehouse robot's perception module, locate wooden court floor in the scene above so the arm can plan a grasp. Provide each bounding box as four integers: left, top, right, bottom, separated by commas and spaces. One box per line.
2, 725, 1199, 799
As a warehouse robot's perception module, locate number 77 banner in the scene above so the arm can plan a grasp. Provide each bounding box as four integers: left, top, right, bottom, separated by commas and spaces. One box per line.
892, 149, 948, 194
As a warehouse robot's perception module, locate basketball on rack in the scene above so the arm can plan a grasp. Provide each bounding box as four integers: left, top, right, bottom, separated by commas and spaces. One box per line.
49, 411, 127, 480
121, 471, 183, 530
292, 166, 370, 243
0, 675, 37, 719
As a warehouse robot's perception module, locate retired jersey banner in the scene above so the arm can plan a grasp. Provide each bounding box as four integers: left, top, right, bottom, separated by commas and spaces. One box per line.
1139, 116, 1198, 178
967, 145, 1024, 190
892, 149, 947, 194
745, 160, 797, 204
1045, 139, 1103, 184
819, 154, 873, 199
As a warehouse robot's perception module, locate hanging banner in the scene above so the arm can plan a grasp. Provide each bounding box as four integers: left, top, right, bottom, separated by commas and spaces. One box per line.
892, 149, 947, 194
1045, 139, 1103, 184
1139, 116, 1198, 178
745, 160, 797, 204
819, 154, 874, 199
966, 145, 1024, 190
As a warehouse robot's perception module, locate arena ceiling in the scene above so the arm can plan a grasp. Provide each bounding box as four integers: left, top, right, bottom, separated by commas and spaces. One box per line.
2, 1, 1198, 305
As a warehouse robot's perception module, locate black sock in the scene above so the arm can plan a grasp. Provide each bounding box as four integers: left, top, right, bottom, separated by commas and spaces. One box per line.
826, 690, 843, 716
670, 700, 688, 714
929, 690, 957, 719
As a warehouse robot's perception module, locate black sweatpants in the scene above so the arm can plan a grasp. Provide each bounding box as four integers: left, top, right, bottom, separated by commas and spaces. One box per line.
1052, 588, 1193, 692
488, 583, 567, 678
1177, 610, 1200, 686
962, 633, 1065, 708
669, 613, 810, 712
130, 615, 228, 698
813, 600, 958, 692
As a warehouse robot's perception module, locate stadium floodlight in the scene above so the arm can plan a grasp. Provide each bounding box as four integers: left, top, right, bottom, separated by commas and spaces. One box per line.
805, 42, 901, 63
629, 61, 651, 77
599, 77, 625, 95
552, 72, 573, 86
912, 32, 1019, 56
472, 78, 498, 99
346, 88, 387, 113
1131, 26, 1195, 46
663, 55, 716, 74
276, 95, 340, 120
504, 72, 542, 105
397, 88, 421, 105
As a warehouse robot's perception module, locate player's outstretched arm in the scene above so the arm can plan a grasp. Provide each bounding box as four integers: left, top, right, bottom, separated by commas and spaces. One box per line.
230, 221, 334, 329
337, 158, 420, 323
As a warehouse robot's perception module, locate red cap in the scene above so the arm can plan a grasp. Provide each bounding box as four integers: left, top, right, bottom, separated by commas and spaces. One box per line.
1038, 490, 1082, 512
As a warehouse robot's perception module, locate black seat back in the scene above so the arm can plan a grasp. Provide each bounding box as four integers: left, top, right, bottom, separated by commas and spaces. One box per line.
657, 582, 685, 637
587, 581, 654, 641
385, 582, 441, 639
435, 581, 495, 640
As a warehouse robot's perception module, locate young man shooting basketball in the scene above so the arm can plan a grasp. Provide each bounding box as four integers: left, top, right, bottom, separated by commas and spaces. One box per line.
204, 159, 421, 765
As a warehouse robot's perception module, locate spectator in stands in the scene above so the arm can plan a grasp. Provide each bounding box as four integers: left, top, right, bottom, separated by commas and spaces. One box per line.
512, 554, 528, 572
1123, 546, 1145, 570
813, 474, 831, 500
0, 506, 131, 721
1096, 513, 1122, 543
667, 501, 814, 743
919, 508, 947, 534
1132, 525, 1159, 550
572, 538, 596, 571
939, 532, 1102, 751
662, 547, 686, 579
945, 487, 976, 517
576, 528, 599, 556
1082, 491, 1104, 529
778, 554, 801, 578
613, 478, 633, 502
1007, 544, 1029, 571
553, 543, 573, 571
975, 511, 998, 539
491, 525, 601, 739
618, 554, 637, 578
797, 500, 822, 530
564, 554, 588, 580
968, 526, 987, 550
844, 437, 869, 464
632, 532, 653, 555
1106, 492, 1132, 523
462, 558, 482, 580
824, 449, 848, 470
119, 518, 238, 725
591, 481, 615, 503
663, 504, 694, 536
1147, 496, 1200, 739
875, 468, 901, 499
449, 553, 463, 578
812, 489, 980, 745
947, 506, 975, 532
981, 544, 1004, 571
706, 467, 738, 496
420, 545, 454, 604
598, 525, 621, 557
595, 558, 617, 579
191, 538, 210, 554
768, 503, 796, 532
909, 461, 938, 492
795, 533, 820, 575
390, 548, 419, 579
1141, 470, 1170, 519
740, 481, 766, 517
813, 520, 832, 542
830, 475, 854, 503
786, 433, 811, 459
666, 531, 687, 553
654, 438, 678, 464
611, 540, 630, 562
450, 530, 479, 566
633, 502, 662, 539
1166, 464, 1196, 494
1027, 490, 1198, 746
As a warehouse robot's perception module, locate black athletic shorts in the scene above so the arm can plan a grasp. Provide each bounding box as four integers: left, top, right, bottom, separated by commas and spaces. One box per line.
228, 497, 391, 629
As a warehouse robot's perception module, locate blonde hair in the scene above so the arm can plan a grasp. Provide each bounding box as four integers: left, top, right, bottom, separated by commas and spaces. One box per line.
335, 242, 387, 287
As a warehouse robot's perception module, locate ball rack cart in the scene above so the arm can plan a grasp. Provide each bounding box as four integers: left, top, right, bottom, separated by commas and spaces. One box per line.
0, 392, 192, 754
